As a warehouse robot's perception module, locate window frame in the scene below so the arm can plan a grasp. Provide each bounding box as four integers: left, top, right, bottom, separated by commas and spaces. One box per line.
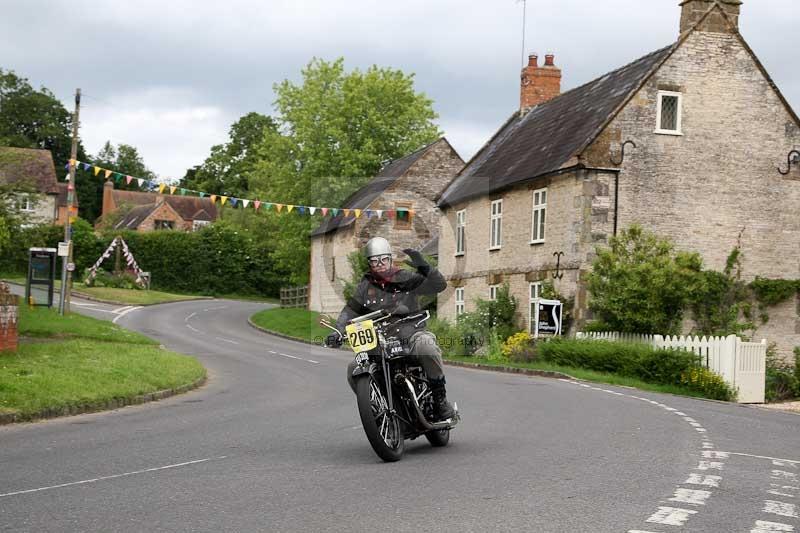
489, 199, 503, 250
192, 219, 210, 231
18, 195, 34, 212
394, 202, 413, 230
655, 90, 683, 136
154, 219, 175, 230
489, 284, 500, 301
528, 282, 542, 333
530, 187, 547, 244
455, 287, 465, 316
455, 209, 466, 256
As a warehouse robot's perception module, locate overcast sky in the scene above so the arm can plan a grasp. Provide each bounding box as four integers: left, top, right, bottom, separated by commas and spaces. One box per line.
2, 0, 798, 179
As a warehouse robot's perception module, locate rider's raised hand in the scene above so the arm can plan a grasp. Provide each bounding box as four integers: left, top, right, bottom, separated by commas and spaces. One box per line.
402, 249, 430, 276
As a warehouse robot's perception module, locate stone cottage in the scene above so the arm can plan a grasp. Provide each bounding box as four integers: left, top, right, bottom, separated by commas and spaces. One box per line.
436, 0, 800, 356
101, 181, 218, 232
308, 138, 464, 315
0, 147, 77, 226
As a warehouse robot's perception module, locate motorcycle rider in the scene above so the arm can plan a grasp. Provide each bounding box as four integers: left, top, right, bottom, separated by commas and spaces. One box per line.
325, 237, 455, 421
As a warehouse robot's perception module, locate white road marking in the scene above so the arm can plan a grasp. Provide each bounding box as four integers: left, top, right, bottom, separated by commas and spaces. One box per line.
186, 324, 201, 333
268, 351, 277, 354
773, 471, 800, 482
669, 488, 711, 506
751, 520, 795, 532
307, 359, 320, 364
0, 456, 227, 498
726, 453, 800, 465
646, 506, 698, 526
279, 353, 301, 360
72, 302, 99, 307
185, 312, 197, 322
764, 501, 798, 518
702, 451, 730, 459
697, 461, 725, 471
685, 474, 722, 487
206, 306, 228, 311
774, 461, 799, 469
112, 306, 142, 324
215, 337, 240, 345
111, 305, 133, 314
768, 489, 798, 498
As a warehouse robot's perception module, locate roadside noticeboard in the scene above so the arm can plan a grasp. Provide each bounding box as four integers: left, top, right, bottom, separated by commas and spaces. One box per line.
532, 298, 563, 338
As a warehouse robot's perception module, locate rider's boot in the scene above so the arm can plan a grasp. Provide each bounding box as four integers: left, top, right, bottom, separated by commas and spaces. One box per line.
429, 377, 455, 421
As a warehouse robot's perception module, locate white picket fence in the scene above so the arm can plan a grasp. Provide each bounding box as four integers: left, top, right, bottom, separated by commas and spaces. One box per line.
575, 331, 766, 403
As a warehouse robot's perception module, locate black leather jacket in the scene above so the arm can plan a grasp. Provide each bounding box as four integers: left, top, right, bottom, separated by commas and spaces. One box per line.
335, 266, 447, 341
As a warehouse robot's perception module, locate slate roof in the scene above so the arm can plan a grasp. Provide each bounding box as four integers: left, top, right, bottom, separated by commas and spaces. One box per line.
310, 139, 446, 237
438, 45, 675, 207
114, 204, 157, 230
0, 147, 59, 194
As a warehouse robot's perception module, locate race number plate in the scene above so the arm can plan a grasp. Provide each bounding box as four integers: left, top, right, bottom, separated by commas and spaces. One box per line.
345, 320, 377, 353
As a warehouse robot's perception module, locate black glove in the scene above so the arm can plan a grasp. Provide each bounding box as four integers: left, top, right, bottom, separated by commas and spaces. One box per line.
325, 332, 343, 348
403, 248, 430, 276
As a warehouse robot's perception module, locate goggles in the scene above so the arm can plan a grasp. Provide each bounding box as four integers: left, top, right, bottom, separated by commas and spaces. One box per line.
368, 255, 392, 267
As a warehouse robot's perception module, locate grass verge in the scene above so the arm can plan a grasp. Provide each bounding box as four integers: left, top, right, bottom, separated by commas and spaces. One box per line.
250, 307, 329, 344
0, 306, 206, 420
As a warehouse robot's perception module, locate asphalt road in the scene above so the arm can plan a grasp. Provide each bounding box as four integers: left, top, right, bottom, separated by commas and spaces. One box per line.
1, 298, 798, 532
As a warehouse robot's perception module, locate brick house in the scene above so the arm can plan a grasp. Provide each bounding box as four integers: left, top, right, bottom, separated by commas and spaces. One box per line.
308, 138, 464, 315
0, 147, 77, 225
436, 0, 800, 356
101, 181, 218, 232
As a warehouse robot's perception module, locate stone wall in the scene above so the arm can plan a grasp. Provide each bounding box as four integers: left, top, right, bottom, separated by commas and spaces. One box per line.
138, 202, 189, 232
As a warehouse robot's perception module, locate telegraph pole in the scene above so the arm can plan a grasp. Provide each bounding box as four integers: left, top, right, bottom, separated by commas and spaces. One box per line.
59, 88, 80, 315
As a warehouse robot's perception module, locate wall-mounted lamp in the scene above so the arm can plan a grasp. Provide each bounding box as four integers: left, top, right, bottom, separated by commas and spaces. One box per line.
777, 150, 800, 175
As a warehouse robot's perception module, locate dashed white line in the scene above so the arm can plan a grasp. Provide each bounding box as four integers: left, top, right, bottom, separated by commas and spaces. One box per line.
646, 506, 698, 526
0, 456, 227, 498
669, 488, 712, 506
751, 520, 795, 532
112, 306, 142, 324
185, 312, 197, 322
763, 501, 798, 518
685, 474, 722, 487
724, 454, 800, 465
215, 337, 240, 345
186, 324, 201, 333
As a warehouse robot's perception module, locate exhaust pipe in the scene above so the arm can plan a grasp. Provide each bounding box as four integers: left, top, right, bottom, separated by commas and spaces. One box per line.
402, 378, 459, 431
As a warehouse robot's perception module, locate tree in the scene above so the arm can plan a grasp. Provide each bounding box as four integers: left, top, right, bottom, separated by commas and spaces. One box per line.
80, 141, 156, 223
0, 69, 85, 169
587, 225, 702, 334
182, 112, 276, 197
249, 57, 441, 284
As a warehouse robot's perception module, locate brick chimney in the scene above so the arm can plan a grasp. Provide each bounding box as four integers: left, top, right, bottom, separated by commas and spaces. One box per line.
680, 0, 742, 35
102, 180, 115, 217
520, 53, 562, 112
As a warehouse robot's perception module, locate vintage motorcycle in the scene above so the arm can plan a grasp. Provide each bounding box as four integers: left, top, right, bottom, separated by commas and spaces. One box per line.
321, 308, 460, 462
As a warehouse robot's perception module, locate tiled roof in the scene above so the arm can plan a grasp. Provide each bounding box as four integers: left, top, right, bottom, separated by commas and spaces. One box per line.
113, 204, 157, 230
310, 138, 447, 237
438, 45, 675, 207
111, 189, 218, 221
0, 147, 59, 194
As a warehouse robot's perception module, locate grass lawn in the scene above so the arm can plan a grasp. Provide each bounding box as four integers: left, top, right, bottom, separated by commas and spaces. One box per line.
250, 308, 330, 344
1, 273, 277, 306
0, 306, 206, 420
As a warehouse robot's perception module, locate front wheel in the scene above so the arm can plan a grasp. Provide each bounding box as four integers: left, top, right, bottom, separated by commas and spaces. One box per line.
356, 374, 404, 462
425, 429, 450, 447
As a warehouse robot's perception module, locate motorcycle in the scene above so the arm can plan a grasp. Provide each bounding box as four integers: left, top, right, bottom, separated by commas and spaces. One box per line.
321, 308, 460, 462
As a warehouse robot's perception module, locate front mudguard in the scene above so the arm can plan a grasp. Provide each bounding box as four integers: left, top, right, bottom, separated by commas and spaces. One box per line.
352, 361, 379, 381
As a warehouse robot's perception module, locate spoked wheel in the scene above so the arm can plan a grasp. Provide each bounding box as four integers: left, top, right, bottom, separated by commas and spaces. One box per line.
355, 374, 404, 462
425, 428, 450, 447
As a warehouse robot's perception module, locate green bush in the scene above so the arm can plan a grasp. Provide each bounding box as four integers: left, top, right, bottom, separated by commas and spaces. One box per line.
458, 283, 518, 346
427, 317, 482, 358
538, 338, 736, 401
765, 344, 800, 402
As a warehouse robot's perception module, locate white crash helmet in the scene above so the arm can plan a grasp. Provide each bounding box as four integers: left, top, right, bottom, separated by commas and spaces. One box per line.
364, 237, 392, 258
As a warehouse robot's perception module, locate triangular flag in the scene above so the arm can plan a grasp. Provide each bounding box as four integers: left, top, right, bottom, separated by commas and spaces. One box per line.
104, 170, 112, 179
331, 208, 339, 216
386, 210, 395, 219
126, 175, 133, 185
354, 209, 362, 218
343, 209, 351, 217
276, 204, 284, 212
180, 188, 187, 196
242, 199, 250, 209
210, 195, 217, 204
221, 196, 228, 206
158, 184, 166, 194
322, 207, 328, 216
297, 206, 305, 215
64, 163, 70, 170
169, 186, 177, 195
114, 172, 123, 182
70, 159, 76, 167
309, 207, 316, 215
288, 205, 296, 213
230, 198, 238, 207
253, 200, 261, 210
199, 192, 206, 198
82, 163, 91, 171
64, 173, 70, 181
137, 178, 145, 187
93, 166, 101, 176
264, 203, 273, 210
376, 210, 383, 219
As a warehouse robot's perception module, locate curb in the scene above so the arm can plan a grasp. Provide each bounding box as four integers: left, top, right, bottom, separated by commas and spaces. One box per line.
443, 360, 575, 380
70, 291, 214, 307
247, 317, 349, 350
0, 375, 208, 425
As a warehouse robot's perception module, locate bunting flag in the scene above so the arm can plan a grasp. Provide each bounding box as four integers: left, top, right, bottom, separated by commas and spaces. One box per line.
67, 159, 416, 223
85, 237, 146, 288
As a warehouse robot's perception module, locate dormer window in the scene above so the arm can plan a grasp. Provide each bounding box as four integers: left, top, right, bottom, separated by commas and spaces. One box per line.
655, 91, 683, 135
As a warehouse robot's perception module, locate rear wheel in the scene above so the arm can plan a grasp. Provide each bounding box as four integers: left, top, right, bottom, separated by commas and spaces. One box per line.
355, 374, 404, 462
425, 429, 450, 447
